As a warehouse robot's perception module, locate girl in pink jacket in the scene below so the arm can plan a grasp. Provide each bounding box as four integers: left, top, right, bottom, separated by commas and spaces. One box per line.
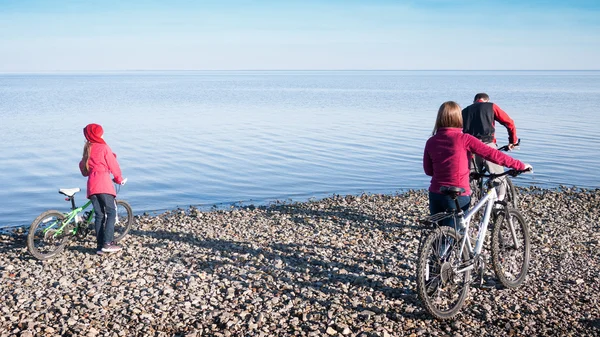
79, 124, 125, 254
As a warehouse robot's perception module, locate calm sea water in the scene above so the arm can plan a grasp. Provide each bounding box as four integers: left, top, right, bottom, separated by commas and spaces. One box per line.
1, 70, 599, 228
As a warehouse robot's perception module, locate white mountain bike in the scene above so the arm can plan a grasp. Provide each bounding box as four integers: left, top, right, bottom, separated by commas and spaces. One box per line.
416, 168, 532, 320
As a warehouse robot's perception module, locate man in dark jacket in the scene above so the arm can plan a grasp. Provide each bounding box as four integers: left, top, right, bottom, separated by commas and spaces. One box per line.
462, 93, 518, 201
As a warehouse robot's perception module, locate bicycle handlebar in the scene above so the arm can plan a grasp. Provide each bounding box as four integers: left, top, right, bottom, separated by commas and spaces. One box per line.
498, 138, 521, 152
113, 177, 127, 186
470, 167, 532, 180
114, 177, 127, 194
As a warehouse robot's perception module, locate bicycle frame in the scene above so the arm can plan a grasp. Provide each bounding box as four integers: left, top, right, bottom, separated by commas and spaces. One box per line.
42, 198, 94, 237
43, 180, 128, 238
453, 186, 498, 274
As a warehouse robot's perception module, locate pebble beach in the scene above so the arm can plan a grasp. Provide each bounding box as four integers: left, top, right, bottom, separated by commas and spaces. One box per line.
1, 187, 599, 337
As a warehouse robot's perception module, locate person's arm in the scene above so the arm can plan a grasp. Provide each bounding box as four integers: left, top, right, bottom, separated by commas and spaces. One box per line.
493, 103, 518, 145
465, 134, 525, 170
105, 147, 124, 184
423, 141, 434, 176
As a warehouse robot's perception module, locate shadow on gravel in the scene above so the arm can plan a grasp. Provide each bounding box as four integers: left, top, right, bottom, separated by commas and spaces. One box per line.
0, 234, 26, 254
584, 318, 600, 330
273, 203, 422, 232
130, 227, 423, 317
68, 244, 99, 256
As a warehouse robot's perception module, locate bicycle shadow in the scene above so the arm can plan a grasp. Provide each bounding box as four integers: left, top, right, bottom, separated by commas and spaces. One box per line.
132, 228, 424, 315
127, 196, 431, 318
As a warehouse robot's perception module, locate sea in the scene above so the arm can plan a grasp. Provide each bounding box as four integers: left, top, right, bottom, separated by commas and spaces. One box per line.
1, 70, 599, 228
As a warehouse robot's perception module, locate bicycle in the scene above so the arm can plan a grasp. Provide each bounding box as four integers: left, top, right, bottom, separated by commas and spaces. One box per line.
469, 139, 521, 209
27, 180, 134, 260
416, 168, 531, 320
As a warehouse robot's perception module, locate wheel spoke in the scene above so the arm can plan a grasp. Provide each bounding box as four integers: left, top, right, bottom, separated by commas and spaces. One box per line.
417, 226, 471, 319
27, 211, 71, 260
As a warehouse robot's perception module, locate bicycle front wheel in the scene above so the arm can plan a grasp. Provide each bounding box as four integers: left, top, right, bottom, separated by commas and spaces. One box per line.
113, 200, 134, 243
503, 178, 518, 209
27, 210, 72, 260
416, 226, 471, 320
491, 208, 530, 288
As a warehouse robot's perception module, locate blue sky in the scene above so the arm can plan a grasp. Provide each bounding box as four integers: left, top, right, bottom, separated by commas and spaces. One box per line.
1, 0, 599, 71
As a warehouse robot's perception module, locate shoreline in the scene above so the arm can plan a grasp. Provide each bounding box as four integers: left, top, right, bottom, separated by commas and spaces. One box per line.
1, 188, 599, 336
2, 185, 598, 232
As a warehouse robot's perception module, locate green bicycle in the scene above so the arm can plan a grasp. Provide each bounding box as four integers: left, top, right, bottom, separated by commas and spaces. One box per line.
27, 180, 134, 260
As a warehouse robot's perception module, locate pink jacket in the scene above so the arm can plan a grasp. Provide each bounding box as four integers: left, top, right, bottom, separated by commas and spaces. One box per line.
79, 143, 124, 198
423, 127, 525, 196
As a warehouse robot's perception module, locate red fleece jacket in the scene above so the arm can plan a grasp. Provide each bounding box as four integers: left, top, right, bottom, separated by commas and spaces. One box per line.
79, 143, 124, 198
423, 128, 525, 196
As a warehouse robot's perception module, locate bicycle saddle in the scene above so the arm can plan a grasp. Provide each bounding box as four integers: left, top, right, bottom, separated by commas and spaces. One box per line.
440, 186, 465, 197
59, 188, 81, 197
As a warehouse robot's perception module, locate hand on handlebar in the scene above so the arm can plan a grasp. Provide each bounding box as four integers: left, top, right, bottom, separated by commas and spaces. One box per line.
114, 177, 128, 185
508, 164, 533, 177
501, 139, 521, 152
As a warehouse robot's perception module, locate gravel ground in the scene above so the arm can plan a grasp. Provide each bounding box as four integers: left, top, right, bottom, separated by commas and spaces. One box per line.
1, 187, 599, 337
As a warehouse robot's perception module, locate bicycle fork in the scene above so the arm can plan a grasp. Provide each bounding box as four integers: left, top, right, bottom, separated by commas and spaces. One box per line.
506, 212, 521, 250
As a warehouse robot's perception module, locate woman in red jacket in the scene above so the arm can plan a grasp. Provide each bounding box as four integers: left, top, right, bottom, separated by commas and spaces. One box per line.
79, 124, 125, 254
423, 101, 531, 226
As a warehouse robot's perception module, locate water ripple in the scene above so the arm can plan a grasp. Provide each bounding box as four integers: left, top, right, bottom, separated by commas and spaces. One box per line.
1, 70, 599, 227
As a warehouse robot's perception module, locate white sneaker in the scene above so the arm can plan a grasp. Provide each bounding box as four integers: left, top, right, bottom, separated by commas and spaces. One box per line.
101, 242, 122, 253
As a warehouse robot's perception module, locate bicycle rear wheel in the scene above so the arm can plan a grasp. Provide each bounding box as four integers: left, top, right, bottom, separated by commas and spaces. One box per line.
27, 210, 72, 260
113, 200, 134, 243
491, 208, 530, 288
417, 226, 471, 320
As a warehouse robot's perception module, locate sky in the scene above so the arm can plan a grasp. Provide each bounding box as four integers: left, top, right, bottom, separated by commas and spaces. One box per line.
0, 0, 599, 71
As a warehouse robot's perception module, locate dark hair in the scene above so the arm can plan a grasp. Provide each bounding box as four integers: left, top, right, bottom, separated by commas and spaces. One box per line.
474, 93, 489, 102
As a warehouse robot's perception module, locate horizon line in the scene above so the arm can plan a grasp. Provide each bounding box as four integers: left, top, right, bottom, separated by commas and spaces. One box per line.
1, 69, 599, 74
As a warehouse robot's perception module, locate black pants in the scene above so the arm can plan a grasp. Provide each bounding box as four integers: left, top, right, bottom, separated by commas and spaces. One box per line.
428, 191, 470, 229
90, 194, 117, 249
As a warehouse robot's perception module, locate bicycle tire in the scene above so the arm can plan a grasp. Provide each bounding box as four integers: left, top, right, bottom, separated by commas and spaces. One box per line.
491, 208, 530, 288
503, 178, 518, 209
417, 226, 471, 320
27, 210, 72, 260
113, 200, 134, 243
